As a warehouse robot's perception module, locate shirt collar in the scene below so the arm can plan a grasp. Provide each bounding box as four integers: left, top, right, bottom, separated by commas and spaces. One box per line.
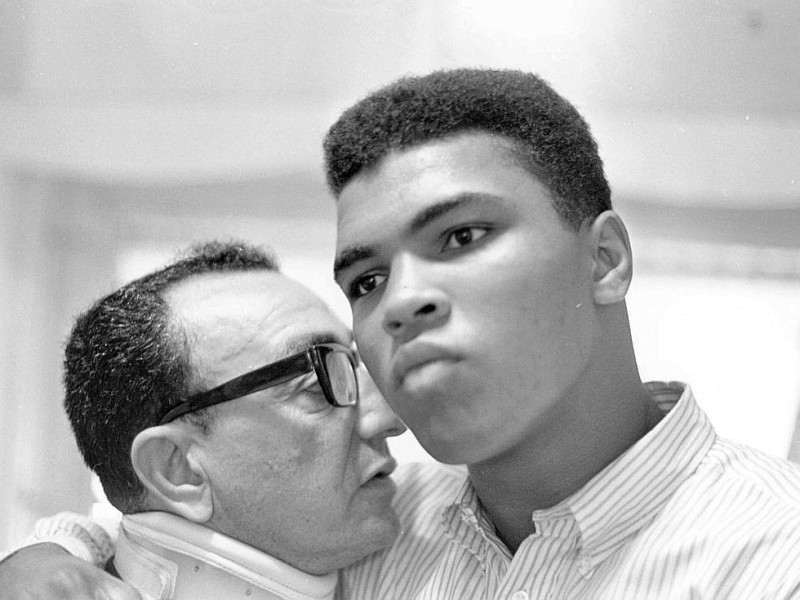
442, 474, 512, 562
442, 382, 717, 573
560, 382, 717, 570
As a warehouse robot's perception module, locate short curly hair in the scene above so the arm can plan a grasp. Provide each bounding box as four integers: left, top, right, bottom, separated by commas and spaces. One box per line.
64, 240, 279, 513
323, 68, 611, 230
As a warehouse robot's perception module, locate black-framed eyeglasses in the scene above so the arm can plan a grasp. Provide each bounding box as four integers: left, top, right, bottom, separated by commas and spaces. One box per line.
158, 342, 359, 425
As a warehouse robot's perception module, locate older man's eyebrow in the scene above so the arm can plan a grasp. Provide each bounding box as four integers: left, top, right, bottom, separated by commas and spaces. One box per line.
281, 332, 345, 355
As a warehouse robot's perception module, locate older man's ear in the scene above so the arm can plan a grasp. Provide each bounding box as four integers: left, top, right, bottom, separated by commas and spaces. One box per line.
130, 426, 214, 523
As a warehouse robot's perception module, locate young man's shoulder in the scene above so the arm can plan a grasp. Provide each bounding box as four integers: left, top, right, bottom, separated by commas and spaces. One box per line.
657, 437, 800, 564
701, 436, 800, 508
625, 438, 800, 596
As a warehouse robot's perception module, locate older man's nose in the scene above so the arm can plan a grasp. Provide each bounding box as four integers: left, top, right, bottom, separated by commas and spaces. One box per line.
357, 365, 406, 439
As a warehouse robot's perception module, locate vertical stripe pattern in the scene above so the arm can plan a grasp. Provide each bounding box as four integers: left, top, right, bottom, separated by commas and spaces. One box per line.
340, 383, 800, 599
22, 383, 800, 599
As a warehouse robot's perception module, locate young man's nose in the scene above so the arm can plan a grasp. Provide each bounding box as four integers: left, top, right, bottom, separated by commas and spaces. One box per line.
380, 258, 451, 342
356, 365, 406, 440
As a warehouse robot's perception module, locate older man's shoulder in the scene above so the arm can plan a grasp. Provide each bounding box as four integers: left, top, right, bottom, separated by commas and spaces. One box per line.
392, 462, 466, 521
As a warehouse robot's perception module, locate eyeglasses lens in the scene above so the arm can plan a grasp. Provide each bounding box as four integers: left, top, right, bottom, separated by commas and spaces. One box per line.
326, 350, 357, 406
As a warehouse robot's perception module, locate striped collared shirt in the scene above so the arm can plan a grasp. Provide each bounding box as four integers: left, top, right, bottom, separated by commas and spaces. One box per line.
339, 382, 800, 599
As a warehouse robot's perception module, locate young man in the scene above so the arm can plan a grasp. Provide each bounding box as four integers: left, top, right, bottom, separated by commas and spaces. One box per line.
5, 69, 800, 598
0, 241, 409, 599
325, 68, 800, 598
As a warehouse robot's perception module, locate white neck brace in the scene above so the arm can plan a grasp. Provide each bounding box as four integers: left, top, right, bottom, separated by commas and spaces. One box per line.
113, 512, 337, 600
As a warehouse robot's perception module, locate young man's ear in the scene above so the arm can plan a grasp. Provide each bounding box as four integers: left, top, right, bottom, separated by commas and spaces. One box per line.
130, 425, 213, 523
588, 210, 633, 305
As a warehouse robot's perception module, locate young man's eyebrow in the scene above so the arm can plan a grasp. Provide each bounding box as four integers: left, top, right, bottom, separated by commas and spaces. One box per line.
407, 198, 466, 234
333, 245, 375, 280
407, 193, 501, 234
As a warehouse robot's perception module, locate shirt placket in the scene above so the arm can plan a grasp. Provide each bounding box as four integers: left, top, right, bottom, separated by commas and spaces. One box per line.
493, 516, 579, 600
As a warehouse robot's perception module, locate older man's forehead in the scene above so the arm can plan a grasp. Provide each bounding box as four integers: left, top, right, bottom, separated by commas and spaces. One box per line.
170, 269, 350, 366
265, 281, 352, 349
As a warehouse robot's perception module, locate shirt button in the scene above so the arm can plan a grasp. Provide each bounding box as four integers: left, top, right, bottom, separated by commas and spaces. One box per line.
510, 591, 529, 600
579, 557, 595, 577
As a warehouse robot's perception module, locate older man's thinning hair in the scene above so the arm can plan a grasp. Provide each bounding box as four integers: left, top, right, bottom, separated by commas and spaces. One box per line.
64, 241, 278, 513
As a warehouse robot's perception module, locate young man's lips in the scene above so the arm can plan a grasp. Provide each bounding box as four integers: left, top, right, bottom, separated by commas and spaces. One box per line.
391, 343, 459, 383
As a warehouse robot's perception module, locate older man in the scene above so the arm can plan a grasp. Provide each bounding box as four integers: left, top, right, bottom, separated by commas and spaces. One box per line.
0, 241, 410, 599
6, 68, 800, 599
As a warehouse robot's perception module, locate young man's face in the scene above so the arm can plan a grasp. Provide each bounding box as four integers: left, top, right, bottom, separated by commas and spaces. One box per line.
334, 132, 599, 465
166, 271, 403, 574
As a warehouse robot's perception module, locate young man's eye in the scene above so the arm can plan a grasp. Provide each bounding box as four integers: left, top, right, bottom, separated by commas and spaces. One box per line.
349, 272, 387, 299
442, 226, 490, 250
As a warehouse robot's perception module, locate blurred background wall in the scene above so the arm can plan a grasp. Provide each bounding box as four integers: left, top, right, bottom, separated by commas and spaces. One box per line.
0, 0, 798, 549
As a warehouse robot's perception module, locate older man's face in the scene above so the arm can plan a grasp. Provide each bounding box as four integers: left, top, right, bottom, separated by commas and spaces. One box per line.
166, 271, 403, 574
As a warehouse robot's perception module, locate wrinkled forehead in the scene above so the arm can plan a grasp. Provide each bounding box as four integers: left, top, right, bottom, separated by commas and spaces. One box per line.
166, 271, 351, 377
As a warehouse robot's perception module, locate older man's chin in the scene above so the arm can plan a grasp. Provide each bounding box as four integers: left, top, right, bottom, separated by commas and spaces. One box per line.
342, 491, 402, 567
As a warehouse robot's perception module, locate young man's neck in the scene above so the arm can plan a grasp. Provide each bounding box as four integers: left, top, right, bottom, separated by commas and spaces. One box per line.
468, 359, 657, 553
